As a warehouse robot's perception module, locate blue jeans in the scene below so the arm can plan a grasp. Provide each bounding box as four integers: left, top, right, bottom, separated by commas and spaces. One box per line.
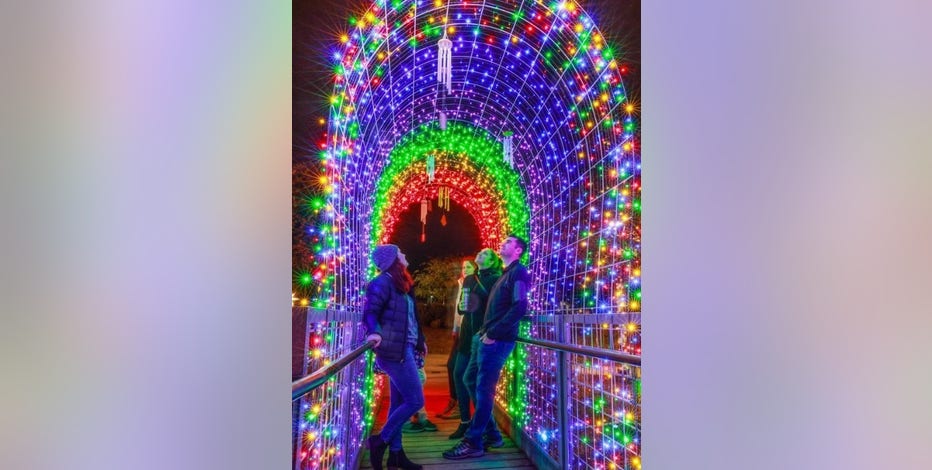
463, 335, 512, 446
375, 345, 425, 451
452, 351, 472, 420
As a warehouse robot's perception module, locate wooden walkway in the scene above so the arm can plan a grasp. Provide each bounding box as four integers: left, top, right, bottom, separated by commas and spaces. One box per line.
360, 354, 535, 469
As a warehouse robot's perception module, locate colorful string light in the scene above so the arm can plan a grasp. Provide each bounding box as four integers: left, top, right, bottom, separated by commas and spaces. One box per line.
294, 0, 640, 468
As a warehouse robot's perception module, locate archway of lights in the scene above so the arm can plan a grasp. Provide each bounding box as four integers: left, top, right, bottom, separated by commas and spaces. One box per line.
371, 122, 529, 247
297, 1, 641, 469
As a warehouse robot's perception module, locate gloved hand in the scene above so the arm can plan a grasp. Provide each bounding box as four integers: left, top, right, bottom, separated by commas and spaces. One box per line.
366, 333, 382, 348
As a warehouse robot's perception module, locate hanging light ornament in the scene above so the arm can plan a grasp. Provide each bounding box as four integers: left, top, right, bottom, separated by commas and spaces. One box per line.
439, 110, 447, 131
438, 186, 450, 211
503, 131, 514, 169
437, 31, 453, 94
426, 154, 436, 183
420, 199, 429, 243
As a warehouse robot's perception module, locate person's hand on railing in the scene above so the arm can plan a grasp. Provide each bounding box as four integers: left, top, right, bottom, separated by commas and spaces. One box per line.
366, 333, 382, 348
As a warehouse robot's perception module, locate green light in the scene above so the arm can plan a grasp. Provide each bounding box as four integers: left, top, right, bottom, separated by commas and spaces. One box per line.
370, 122, 530, 245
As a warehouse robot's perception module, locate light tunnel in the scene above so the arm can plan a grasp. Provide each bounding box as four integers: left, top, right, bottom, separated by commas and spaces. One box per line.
297, 0, 641, 468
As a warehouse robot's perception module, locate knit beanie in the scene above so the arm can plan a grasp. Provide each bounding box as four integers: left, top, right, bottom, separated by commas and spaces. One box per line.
372, 244, 400, 271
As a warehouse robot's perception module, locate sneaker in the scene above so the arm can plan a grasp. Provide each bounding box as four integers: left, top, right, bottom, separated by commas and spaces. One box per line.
420, 419, 438, 432
435, 399, 458, 418
483, 434, 504, 449
401, 421, 425, 433
442, 439, 485, 460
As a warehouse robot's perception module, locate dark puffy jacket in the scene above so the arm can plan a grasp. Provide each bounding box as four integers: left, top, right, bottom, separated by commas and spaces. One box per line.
363, 272, 426, 362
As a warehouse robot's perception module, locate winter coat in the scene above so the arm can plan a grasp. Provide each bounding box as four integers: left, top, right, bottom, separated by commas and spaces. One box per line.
363, 272, 426, 362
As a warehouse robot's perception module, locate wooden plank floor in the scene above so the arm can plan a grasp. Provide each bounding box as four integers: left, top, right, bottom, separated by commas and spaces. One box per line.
359, 354, 535, 469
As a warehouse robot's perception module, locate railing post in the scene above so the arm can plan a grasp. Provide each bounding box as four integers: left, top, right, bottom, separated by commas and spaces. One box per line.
557, 321, 570, 470
341, 312, 358, 470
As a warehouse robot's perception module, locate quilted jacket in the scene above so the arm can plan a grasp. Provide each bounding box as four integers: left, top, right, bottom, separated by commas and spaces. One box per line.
363, 272, 426, 362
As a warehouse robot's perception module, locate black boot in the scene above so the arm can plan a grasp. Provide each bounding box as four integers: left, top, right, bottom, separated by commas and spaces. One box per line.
448, 421, 470, 440
368, 433, 388, 470
386, 449, 423, 470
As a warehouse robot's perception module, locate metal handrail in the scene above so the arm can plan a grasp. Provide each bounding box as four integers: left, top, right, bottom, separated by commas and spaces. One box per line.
291, 339, 377, 401
516, 336, 641, 366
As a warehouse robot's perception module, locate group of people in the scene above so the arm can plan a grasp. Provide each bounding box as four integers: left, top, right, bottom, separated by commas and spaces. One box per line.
362, 235, 530, 469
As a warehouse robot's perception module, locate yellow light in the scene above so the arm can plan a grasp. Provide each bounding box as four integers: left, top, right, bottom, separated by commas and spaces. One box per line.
365, 12, 375, 22
625, 103, 635, 113
633, 268, 641, 276
622, 189, 630, 196
434, 0, 442, 6
319, 176, 329, 185
632, 456, 641, 468
339, 33, 349, 43
448, 26, 456, 33
329, 95, 338, 104
575, 23, 584, 33
428, 17, 434, 24
604, 211, 612, 218
601, 93, 609, 102
609, 169, 617, 177
318, 118, 326, 125
627, 323, 637, 332
630, 300, 639, 310
623, 142, 633, 151
511, 35, 518, 44
567, 2, 576, 12
609, 60, 617, 69
377, 52, 386, 60
300, 299, 309, 306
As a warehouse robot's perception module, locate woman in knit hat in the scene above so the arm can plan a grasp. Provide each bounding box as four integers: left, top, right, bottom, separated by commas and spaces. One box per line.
363, 244, 426, 470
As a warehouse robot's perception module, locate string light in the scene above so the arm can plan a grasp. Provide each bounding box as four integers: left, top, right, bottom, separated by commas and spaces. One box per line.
295, 0, 640, 468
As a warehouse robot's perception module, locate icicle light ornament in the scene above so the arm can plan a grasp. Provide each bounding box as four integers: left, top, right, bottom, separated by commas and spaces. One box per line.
502, 131, 514, 169
426, 153, 436, 183
437, 31, 453, 94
